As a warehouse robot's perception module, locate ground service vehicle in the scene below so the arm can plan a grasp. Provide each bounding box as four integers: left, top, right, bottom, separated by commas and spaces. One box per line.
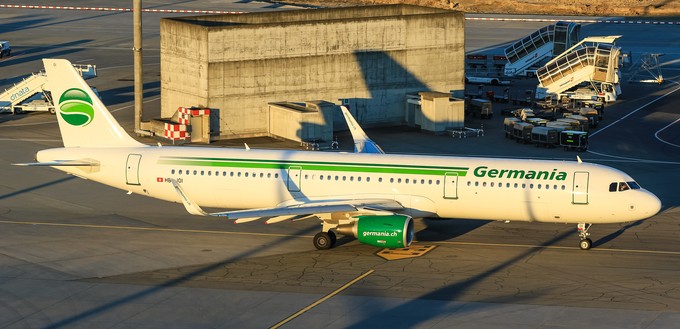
560, 130, 588, 151
468, 98, 493, 119
0, 41, 10, 58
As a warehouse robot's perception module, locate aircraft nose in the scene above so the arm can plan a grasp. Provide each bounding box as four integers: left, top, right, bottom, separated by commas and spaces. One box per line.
643, 190, 662, 218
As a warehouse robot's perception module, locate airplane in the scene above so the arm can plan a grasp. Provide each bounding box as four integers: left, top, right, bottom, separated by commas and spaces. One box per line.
16, 59, 662, 251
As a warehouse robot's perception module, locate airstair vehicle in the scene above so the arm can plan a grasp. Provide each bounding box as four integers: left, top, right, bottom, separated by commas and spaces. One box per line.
535, 36, 622, 102
0, 64, 96, 114
503, 21, 581, 77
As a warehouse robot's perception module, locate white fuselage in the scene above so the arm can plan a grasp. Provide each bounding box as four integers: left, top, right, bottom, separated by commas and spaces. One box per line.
37, 145, 662, 225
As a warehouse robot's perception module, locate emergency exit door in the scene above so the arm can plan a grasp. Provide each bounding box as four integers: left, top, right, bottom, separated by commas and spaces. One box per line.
287, 166, 302, 192
572, 171, 589, 204
444, 172, 459, 199
126, 154, 142, 186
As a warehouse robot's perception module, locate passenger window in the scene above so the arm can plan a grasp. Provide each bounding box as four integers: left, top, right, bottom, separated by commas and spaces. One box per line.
267, 173, 271, 178
475, 182, 479, 187
208, 171, 211, 176
467, 181, 471, 187
398, 178, 402, 183
436, 180, 440, 185
483, 182, 487, 187
178, 170, 182, 175
193, 170, 197, 175
367, 177, 370, 182
275, 173, 279, 178
405, 179, 410, 184
490, 182, 494, 187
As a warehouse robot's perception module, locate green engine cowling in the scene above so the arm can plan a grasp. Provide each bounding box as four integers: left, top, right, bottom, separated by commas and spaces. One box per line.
336, 214, 414, 248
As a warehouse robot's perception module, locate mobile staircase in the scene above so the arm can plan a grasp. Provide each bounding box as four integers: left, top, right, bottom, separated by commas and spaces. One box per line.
535, 36, 622, 102
503, 21, 581, 77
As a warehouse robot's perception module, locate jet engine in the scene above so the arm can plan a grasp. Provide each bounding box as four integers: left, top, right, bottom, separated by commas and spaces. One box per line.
336, 214, 414, 248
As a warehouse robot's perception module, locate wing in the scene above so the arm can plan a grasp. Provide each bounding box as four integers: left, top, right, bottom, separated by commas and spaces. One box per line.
169, 178, 403, 222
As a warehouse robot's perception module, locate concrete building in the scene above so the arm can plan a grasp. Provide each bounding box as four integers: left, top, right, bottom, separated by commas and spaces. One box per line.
160, 5, 465, 139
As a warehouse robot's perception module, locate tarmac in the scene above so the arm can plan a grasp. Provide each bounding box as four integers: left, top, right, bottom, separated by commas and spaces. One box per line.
1, 2, 680, 328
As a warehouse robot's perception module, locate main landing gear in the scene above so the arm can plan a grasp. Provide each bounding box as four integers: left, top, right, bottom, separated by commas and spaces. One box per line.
578, 223, 592, 250
313, 230, 337, 250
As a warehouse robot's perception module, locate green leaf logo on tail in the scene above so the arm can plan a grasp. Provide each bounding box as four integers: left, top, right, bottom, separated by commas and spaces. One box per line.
59, 88, 94, 127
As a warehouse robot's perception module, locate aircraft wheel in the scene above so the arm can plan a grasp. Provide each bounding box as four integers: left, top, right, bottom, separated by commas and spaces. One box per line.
579, 238, 592, 250
313, 232, 334, 250
328, 230, 337, 246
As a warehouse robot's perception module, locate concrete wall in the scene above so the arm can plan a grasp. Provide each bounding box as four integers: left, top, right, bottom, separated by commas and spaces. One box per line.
160, 5, 465, 139
268, 101, 334, 143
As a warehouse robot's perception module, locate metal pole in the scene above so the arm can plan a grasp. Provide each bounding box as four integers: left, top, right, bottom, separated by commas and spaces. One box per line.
133, 0, 143, 133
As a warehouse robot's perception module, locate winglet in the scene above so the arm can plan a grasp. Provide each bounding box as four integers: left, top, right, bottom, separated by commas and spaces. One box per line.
168, 178, 208, 216
340, 106, 384, 154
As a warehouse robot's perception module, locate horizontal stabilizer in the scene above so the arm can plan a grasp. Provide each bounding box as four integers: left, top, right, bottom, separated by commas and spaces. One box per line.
13, 160, 98, 167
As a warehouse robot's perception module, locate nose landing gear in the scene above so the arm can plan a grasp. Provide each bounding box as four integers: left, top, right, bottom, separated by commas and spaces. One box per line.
578, 223, 592, 250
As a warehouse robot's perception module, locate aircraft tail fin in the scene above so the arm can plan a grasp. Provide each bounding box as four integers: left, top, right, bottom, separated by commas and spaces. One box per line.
340, 106, 384, 154
43, 58, 143, 148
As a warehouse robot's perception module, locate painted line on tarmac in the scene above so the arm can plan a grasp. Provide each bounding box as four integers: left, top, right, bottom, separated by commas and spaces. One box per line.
585, 150, 680, 165
0, 220, 314, 239
590, 84, 680, 138
270, 269, 375, 329
2, 5, 678, 25
465, 17, 680, 25
654, 117, 680, 148
0, 4, 246, 14
437, 241, 680, 256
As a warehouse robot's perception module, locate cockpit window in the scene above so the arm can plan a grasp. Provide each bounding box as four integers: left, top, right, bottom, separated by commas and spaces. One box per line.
627, 181, 641, 190
610, 181, 638, 192
609, 182, 617, 192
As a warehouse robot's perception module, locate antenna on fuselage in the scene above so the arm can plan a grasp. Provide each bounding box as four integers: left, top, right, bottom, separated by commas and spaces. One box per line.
577, 155, 582, 164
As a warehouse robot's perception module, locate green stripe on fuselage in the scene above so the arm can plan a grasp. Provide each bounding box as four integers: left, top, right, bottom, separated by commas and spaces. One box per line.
158, 156, 468, 176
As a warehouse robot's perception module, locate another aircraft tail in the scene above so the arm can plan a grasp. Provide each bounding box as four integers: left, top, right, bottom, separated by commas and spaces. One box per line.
340, 106, 384, 154
43, 58, 143, 148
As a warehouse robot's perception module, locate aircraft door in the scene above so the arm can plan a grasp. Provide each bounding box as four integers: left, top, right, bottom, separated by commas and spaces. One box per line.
287, 166, 302, 192
572, 171, 589, 204
443, 172, 459, 199
126, 154, 142, 186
